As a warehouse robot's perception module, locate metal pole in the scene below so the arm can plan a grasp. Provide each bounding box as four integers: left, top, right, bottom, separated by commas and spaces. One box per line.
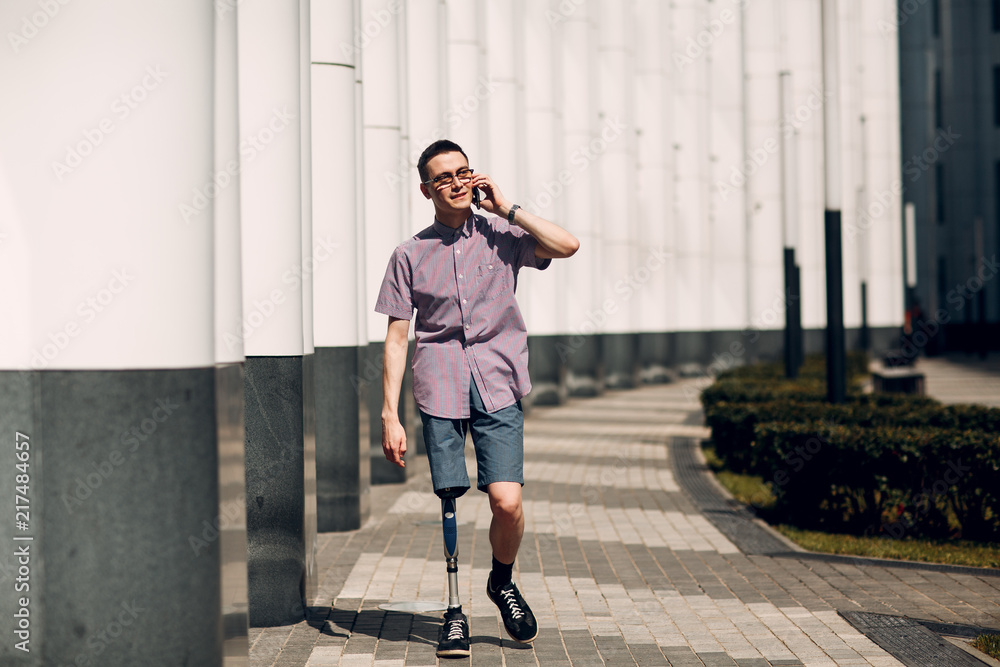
858, 115, 869, 353
780, 71, 799, 378
821, 0, 846, 403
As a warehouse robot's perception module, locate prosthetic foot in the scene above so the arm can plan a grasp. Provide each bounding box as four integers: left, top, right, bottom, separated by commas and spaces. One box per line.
436, 487, 470, 658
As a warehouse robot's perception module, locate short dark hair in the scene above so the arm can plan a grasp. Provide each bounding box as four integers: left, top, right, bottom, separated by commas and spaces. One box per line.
417, 140, 469, 183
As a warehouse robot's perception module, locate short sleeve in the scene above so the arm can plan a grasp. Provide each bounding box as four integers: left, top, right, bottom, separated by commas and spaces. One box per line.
511, 226, 552, 272
374, 246, 414, 320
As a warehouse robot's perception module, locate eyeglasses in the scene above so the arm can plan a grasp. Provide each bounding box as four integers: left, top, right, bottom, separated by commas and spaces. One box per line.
424, 167, 474, 190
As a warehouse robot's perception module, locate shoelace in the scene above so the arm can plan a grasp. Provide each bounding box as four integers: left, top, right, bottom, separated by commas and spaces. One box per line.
445, 617, 466, 641
499, 588, 524, 620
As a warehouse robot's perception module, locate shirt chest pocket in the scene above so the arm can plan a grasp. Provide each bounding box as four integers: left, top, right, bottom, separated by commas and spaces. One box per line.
476, 260, 508, 300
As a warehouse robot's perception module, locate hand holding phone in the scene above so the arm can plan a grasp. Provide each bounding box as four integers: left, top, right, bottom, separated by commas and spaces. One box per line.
472, 187, 483, 209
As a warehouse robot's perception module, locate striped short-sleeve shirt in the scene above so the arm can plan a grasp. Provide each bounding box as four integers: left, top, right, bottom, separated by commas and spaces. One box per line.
375, 213, 551, 418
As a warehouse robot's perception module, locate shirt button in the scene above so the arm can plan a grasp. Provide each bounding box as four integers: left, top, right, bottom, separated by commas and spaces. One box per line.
488, 264, 493, 270
458, 273, 463, 279
465, 324, 470, 329
462, 298, 467, 304
456, 249, 461, 254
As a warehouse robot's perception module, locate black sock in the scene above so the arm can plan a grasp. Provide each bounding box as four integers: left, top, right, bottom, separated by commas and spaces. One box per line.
490, 556, 513, 590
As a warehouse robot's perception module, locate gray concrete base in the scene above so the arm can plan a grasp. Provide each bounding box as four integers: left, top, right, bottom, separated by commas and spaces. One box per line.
0, 368, 227, 665
526, 335, 564, 409
314, 346, 370, 532
637, 332, 671, 383
602, 333, 639, 389
301, 353, 317, 605
244, 356, 309, 627
561, 334, 603, 396
215, 363, 250, 663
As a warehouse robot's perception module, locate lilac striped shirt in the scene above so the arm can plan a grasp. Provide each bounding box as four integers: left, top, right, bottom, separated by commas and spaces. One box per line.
375, 213, 551, 418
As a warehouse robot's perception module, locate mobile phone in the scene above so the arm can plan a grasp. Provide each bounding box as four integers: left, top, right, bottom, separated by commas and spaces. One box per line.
472, 187, 482, 209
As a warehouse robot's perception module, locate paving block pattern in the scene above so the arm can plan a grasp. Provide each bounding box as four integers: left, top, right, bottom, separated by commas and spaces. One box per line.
250, 380, 1000, 666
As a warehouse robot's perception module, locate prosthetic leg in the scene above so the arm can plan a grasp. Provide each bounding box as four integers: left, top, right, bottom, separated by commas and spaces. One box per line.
438, 486, 467, 608
436, 486, 470, 657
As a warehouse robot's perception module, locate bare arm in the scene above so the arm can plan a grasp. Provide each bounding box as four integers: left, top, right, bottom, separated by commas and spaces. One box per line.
381, 316, 410, 468
471, 173, 580, 259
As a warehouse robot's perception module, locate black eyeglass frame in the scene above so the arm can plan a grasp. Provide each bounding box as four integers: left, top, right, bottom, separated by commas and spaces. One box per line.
423, 167, 475, 190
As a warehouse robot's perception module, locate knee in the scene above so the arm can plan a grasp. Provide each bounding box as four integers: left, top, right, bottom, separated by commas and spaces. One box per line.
489, 493, 522, 524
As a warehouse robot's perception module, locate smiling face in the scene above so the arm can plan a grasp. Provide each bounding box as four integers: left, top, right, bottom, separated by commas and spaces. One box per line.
420, 151, 473, 214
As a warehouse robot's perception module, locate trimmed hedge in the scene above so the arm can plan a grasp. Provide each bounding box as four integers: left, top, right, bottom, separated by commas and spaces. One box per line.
704, 395, 990, 474
700, 353, 1000, 541
752, 421, 1000, 541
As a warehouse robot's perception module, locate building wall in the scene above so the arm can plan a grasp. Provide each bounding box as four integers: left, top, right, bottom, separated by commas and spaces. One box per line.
899, 0, 999, 347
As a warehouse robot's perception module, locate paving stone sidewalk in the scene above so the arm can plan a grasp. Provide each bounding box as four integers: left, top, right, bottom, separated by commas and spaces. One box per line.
250, 379, 1000, 667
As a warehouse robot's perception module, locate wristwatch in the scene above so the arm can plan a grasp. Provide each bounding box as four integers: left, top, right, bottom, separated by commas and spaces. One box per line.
507, 204, 521, 224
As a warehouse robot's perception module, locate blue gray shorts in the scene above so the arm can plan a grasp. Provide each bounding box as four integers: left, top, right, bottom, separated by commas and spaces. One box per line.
419, 378, 524, 493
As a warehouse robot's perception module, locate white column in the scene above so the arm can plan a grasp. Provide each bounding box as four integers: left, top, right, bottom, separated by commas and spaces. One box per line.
362, 0, 407, 343
671, 0, 710, 332
784, 0, 826, 330
2, 2, 214, 371
709, 0, 747, 331
301, 0, 315, 357
520, 0, 564, 337
405, 0, 447, 235
215, 1, 245, 366
445, 0, 487, 161
858, 0, 904, 327
635, 0, 670, 336
238, 2, 304, 357
313, 0, 365, 349
559, 0, 600, 337
596, 0, 636, 335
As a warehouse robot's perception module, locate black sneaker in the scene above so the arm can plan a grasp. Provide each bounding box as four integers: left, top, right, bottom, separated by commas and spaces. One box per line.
486, 575, 538, 643
436, 607, 471, 658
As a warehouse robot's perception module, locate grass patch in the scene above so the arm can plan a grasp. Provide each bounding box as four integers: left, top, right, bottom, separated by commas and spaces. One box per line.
973, 634, 1000, 660
701, 443, 1000, 569
773, 525, 1000, 569
703, 444, 776, 511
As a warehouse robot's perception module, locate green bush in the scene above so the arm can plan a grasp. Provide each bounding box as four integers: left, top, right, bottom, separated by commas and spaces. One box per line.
705, 397, 1000, 476
706, 395, 949, 473
752, 421, 1000, 541
700, 353, 1000, 542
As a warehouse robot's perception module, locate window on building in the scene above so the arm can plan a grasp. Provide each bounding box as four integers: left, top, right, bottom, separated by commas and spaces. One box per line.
936, 164, 945, 224
937, 256, 947, 313
932, 0, 941, 37
995, 66, 1000, 126
935, 69, 942, 129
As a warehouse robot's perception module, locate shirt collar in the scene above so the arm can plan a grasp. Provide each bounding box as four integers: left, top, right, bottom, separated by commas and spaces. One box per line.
432, 213, 475, 239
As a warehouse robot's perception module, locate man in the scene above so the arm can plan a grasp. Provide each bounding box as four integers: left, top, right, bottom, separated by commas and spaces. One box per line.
375, 140, 579, 657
